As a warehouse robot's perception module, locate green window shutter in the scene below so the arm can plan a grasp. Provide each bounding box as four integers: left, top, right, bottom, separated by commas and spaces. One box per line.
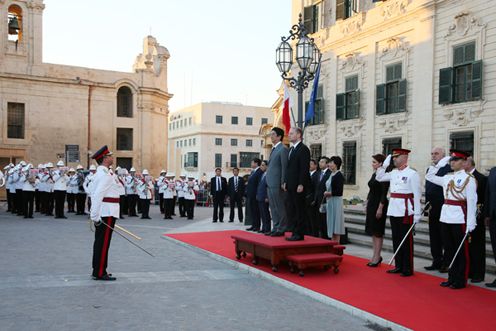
349, 90, 360, 119
439, 67, 454, 104
471, 60, 483, 100
398, 79, 407, 112
336, 93, 346, 120
376, 84, 386, 115
336, 0, 346, 21
304, 6, 314, 33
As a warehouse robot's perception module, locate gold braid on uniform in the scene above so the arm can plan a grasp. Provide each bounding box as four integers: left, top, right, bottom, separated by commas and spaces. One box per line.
445, 175, 471, 201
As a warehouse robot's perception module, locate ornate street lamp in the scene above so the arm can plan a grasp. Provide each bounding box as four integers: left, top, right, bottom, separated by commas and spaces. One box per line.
276, 13, 321, 129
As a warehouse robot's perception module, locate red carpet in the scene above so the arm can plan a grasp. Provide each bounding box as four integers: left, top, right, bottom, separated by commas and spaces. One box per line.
166, 230, 496, 330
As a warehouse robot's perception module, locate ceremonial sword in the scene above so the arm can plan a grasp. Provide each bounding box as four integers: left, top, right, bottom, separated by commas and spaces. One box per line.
448, 232, 469, 270
97, 220, 155, 257
388, 202, 431, 265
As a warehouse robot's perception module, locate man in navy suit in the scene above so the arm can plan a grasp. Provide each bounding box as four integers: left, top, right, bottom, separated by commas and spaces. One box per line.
210, 168, 227, 222
424, 147, 451, 272
256, 161, 271, 234
246, 158, 263, 231
228, 167, 245, 222
485, 166, 496, 287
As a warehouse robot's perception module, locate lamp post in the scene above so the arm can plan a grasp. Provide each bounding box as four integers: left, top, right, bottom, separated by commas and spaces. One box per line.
276, 13, 321, 129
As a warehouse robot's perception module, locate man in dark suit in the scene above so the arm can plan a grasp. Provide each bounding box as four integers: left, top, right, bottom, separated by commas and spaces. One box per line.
228, 167, 245, 222
424, 147, 452, 272
284, 127, 311, 241
464, 157, 487, 283
306, 159, 320, 236
246, 158, 263, 231
314, 156, 331, 238
210, 168, 227, 222
485, 166, 496, 287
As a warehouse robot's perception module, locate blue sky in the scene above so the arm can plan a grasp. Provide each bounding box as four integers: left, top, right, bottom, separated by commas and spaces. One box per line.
42, 0, 291, 111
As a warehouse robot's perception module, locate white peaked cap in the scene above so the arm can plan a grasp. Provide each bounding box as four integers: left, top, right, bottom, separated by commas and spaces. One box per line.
130, 167, 136, 172
46, 162, 54, 168
167, 172, 175, 177
76, 165, 84, 170
142, 169, 149, 175
19, 161, 27, 166
160, 169, 167, 174
68, 168, 75, 172
89, 165, 97, 170
56, 160, 65, 167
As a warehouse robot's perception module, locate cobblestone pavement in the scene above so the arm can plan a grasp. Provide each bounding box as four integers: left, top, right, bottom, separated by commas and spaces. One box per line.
0, 204, 374, 331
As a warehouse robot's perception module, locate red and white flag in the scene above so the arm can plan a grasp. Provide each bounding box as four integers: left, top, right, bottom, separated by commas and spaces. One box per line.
282, 83, 292, 135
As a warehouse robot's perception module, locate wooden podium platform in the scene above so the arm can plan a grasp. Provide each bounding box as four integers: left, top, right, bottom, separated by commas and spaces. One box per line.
231, 232, 342, 272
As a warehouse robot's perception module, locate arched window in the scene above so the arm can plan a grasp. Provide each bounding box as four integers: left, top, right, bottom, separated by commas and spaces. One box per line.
117, 86, 133, 117
8, 5, 23, 43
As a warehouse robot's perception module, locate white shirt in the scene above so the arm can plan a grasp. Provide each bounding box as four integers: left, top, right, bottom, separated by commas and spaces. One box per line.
426, 169, 477, 226
83, 172, 96, 196
67, 174, 79, 194
163, 182, 175, 199
376, 165, 422, 218
22, 173, 36, 192
184, 181, 199, 200
125, 175, 138, 195
90, 166, 121, 221
176, 180, 185, 198
138, 180, 153, 199
53, 168, 68, 191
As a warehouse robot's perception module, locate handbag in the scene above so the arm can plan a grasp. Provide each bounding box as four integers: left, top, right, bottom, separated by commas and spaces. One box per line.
319, 196, 327, 214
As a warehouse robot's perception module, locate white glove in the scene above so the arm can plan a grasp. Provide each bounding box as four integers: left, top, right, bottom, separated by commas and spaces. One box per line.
92, 219, 101, 226
466, 222, 476, 233
413, 214, 421, 224
427, 165, 437, 175
383, 154, 392, 168
437, 156, 451, 168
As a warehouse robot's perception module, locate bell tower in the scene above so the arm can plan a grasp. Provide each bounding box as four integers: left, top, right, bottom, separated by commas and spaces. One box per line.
1, 0, 45, 71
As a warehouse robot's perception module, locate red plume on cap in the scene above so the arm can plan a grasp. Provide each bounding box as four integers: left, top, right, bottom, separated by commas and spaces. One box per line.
91, 145, 113, 160
391, 148, 411, 157
450, 149, 469, 160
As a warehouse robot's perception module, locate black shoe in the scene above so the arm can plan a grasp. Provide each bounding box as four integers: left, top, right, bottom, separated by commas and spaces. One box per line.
424, 264, 441, 271
440, 281, 452, 287
228, 220, 234, 223
286, 235, 304, 241
367, 257, 383, 267
257, 230, 264, 233
212, 220, 217, 223
471, 278, 484, 284
485, 280, 496, 288
93, 274, 116, 281
439, 266, 449, 273
387, 268, 402, 274
239, 220, 243, 223
219, 220, 224, 223
401, 272, 413, 277
264, 231, 272, 236
270, 232, 284, 237
449, 284, 465, 289
246, 227, 255, 231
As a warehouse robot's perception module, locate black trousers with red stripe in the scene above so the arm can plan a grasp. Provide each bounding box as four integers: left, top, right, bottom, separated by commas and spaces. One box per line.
92, 217, 116, 278
441, 222, 469, 287
390, 216, 414, 274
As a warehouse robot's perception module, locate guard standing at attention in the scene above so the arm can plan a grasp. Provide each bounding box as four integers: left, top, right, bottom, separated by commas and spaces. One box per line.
90, 145, 120, 281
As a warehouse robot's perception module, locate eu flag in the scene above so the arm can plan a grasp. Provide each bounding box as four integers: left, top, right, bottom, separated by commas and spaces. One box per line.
305, 63, 321, 124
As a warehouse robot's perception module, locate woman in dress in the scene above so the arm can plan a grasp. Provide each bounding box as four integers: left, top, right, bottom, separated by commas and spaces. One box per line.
365, 154, 390, 267
323, 156, 345, 242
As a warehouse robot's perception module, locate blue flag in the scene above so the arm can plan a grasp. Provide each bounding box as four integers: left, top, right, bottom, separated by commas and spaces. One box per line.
305, 63, 321, 124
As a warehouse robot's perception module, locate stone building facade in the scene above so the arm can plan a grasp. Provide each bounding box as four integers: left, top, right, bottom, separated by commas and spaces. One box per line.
168, 102, 272, 180
289, 0, 496, 198
0, 0, 172, 176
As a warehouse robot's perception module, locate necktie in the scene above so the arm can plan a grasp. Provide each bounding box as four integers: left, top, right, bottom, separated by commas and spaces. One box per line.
269, 146, 275, 159
289, 146, 294, 160
217, 177, 221, 191
320, 171, 324, 182
234, 177, 238, 192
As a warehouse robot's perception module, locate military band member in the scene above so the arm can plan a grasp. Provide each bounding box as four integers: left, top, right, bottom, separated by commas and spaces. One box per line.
34, 164, 44, 213
125, 168, 139, 217
156, 170, 167, 214
83, 164, 97, 212
7, 165, 18, 214
14, 162, 27, 216
90, 145, 119, 281
4, 164, 14, 212
426, 150, 477, 289
376, 149, 422, 277
163, 174, 175, 220
21, 164, 36, 218
184, 176, 199, 220
75, 165, 87, 215
177, 174, 187, 217
41, 163, 55, 216
138, 170, 153, 219
66, 168, 78, 213
53, 160, 68, 219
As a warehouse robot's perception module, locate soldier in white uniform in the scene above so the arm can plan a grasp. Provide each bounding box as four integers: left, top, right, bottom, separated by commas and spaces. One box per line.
138, 170, 154, 219
53, 160, 68, 219
125, 168, 139, 217
163, 173, 175, 220
21, 164, 37, 218
41, 163, 55, 216
177, 174, 187, 217
4, 164, 14, 212
13, 161, 27, 216
156, 170, 167, 214
75, 165, 87, 215
184, 176, 199, 220
426, 150, 477, 289
90, 145, 120, 281
7, 165, 18, 214
66, 168, 78, 213
376, 148, 422, 276
34, 164, 44, 213
83, 164, 97, 212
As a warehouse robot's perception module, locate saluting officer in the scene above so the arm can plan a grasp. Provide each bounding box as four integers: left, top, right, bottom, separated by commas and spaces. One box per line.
376, 148, 422, 277
90, 145, 120, 281
426, 150, 477, 289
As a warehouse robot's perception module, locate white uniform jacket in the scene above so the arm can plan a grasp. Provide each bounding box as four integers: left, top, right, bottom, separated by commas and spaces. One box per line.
90, 166, 121, 221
